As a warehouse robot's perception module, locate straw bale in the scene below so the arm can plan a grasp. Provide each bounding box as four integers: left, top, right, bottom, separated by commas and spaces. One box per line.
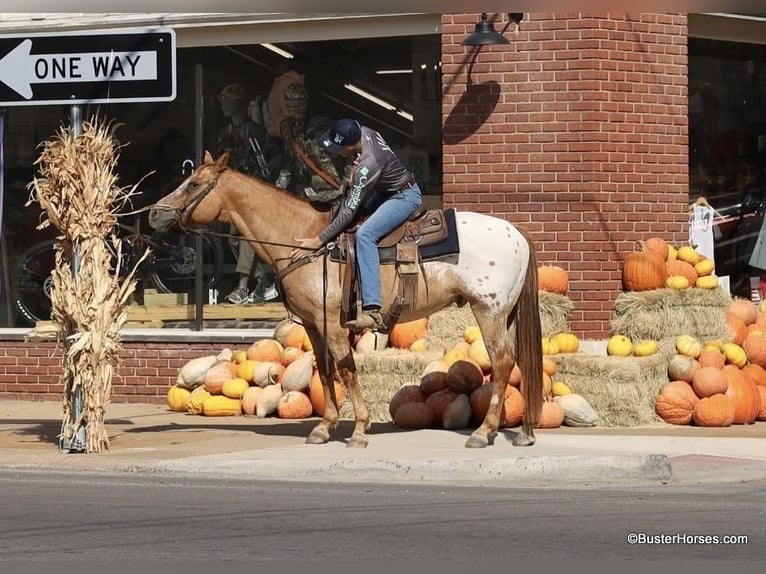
550, 339, 676, 428
611, 288, 733, 342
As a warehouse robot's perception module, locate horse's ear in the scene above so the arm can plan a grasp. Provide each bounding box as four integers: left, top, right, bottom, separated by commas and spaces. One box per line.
203, 150, 214, 164
215, 151, 230, 172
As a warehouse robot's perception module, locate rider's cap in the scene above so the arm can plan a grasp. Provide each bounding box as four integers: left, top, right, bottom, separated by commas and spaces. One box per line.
319, 118, 362, 155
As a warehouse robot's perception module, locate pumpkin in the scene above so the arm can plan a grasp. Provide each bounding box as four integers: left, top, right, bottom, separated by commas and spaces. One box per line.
283, 324, 308, 349
607, 334, 632, 357
697, 348, 725, 370
552, 381, 573, 396
694, 257, 715, 277
541, 337, 560, 355
500, 385, 526, 428
463, 325, 482, 344
552, 332, 579, 353
757, 386, 766, 421
633, 339, 659, 357
468, 338, 492, 372
186, 386, 211, 415
468, 383, 494, 422
166, 385, 191, 412
445, 359, 484, 394
722, 342, 748, 368
667, 245, 678, 260
302, 332, 314, 352
691, 366, 728, 398
426, 389, 459, 426
272, 318, 299, 345
247, 339, 284, 362
665, 260, 698, 287
666, 275, 689, 290
442, 394, 473, 430
201, 395, 242, 417
280, 351, 315, 393
280, 346, 305, 367
388, 383, 426, 420
231, 349, 248, 364
742, 333, 766, 368
655, 380, 698, 425
743, 363, 766, 387
251, 361, 285, 388
676, 245, 701, 266
203, 360, 239, 394
255, 382, 283, 418
354, 330, 378, 354
221, 377, 250, 399
508, 363, 522, 387
542, 357, 557, 376
393, 401, 434, 429
554, 393, 598, 427
726, 313, 748, 346
236, 359, 259, 383
676, 335, 702, 359
388, 318, 429, 349
536, 400, 565, 428
538, 265, 569, 294
241, 386, 262, 415
667, 354, 699, 383
308, 370, 346, 417
622, 251, 668, 291
419, 359, 449, 396
695, 275, 719, 289
276, 390, 314, 419
643, 237, 669, 260
178, 354, 219, 388
692, 394, 735, 427
723, 367, 761, 424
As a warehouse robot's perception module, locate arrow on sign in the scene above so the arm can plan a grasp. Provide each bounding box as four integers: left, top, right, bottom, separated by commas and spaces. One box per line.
0, 39, 158, 99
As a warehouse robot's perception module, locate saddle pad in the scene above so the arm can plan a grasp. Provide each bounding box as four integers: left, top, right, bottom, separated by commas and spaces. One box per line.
329, 207, 460, 264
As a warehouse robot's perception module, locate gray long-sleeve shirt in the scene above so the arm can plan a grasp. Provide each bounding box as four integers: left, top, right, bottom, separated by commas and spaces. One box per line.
318, 127, 413, 243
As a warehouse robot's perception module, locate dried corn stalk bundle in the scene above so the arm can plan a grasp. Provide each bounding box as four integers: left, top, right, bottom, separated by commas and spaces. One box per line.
27, 118, 148, 453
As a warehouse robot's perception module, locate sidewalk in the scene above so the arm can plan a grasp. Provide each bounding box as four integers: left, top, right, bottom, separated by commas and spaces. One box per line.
1, 400, 765, 486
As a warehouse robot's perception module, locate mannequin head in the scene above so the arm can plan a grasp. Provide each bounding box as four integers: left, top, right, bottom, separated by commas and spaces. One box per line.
218, 83, 249, 120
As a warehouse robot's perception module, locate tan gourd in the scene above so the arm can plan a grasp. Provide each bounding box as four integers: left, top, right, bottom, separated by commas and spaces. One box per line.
255, 383, 284, 418
280, 351, 315, 393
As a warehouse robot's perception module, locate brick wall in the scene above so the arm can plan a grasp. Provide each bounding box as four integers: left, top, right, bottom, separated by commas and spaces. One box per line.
441, 13, 690, 338
0, 341, 223, 404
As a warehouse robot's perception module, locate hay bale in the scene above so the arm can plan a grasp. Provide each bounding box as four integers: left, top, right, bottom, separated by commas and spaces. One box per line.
551, 339, 676, 428
611, 288, 733, 342
539, 291, 574, 336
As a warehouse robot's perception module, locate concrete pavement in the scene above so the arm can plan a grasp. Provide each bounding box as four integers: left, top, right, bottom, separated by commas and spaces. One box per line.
1, 400, 765, 487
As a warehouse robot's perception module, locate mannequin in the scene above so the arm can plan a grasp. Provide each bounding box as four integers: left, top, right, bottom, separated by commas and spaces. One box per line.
216, 82, 279, 304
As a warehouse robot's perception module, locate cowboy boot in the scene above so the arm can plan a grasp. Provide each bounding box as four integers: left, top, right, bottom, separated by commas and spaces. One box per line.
344, 309, 385, 332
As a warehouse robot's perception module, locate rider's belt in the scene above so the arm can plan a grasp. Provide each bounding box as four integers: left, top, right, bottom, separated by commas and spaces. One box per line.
396, 175, 417, 193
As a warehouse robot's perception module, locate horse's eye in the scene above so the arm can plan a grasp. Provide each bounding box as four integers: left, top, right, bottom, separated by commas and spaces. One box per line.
187, 180, 199, 190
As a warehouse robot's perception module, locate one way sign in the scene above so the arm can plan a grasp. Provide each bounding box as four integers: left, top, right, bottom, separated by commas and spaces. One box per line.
0, 28, 175, 106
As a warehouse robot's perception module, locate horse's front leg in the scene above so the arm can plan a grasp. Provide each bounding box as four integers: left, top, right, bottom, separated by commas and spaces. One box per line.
305, 328, 339, 445
335, 349, 370, 449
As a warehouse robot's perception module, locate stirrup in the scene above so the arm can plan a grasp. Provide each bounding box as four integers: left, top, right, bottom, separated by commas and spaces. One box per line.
344, 311, 385, 332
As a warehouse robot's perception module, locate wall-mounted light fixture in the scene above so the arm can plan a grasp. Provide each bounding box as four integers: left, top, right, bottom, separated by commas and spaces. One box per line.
461, 13, 524, 46
261, 43, 294, 59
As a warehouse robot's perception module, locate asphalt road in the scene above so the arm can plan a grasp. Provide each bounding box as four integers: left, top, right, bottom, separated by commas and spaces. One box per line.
0, 470, 762, 561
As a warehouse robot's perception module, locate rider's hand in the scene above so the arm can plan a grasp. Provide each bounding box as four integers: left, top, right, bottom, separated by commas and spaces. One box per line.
290, 236, 323, 261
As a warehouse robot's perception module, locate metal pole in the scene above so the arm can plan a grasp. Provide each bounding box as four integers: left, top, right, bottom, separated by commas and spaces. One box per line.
60, 104, 86, 453
193, 64, 204, 331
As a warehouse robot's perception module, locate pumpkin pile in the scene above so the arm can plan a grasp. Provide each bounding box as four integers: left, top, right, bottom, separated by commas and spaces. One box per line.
166, 319, 345, 419
388, 325, 598, 430
622, 237, 719, 292
655, 299, 766, 427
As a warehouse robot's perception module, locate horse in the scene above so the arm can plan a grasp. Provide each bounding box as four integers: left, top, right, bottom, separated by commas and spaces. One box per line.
149, 151, 543, 449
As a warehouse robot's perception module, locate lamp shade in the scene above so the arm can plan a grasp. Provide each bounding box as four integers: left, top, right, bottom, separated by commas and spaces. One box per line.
461, 13, 509, 46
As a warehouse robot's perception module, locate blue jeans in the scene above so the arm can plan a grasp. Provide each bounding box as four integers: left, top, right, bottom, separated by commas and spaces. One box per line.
356, 184, 423, 309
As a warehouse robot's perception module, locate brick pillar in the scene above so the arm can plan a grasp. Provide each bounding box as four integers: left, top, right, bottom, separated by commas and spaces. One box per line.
441, 13, 689, 338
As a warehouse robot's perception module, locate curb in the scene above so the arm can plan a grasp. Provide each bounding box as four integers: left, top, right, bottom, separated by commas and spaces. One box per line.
149, 454, 674, 486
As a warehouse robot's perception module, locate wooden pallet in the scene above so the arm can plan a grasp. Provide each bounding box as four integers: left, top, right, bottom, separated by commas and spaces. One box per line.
123, 302, 289, 327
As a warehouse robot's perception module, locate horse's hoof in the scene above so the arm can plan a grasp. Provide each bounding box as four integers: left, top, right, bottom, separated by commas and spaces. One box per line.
346, 433, 369, 448
512, 433, 535, 447
306, 427, 330, 445
465, 434, 488, 448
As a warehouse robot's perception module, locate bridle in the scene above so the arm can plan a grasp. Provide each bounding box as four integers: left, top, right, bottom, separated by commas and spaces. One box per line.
151, 170, 223, 231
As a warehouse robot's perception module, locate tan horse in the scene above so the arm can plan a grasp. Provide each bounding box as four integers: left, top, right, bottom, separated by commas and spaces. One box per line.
149, 151, 542, 449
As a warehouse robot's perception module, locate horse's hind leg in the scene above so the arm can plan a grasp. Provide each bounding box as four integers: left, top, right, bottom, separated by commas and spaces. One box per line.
305, 327, 341, 445
465, 305, 516, 449
334, 348, 370, 448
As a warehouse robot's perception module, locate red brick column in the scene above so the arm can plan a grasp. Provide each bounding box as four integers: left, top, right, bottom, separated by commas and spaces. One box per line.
441, 13, 689, 338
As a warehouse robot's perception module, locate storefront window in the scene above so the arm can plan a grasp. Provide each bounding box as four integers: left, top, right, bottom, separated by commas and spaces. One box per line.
689, 37, 766, 299
0, 34, 441, 328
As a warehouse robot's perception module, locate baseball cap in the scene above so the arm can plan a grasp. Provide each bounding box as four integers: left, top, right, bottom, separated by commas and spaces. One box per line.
319, 118, 362, 155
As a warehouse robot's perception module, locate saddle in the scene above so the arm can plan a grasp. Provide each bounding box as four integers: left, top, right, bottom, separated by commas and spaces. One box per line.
330, 207, 460, 330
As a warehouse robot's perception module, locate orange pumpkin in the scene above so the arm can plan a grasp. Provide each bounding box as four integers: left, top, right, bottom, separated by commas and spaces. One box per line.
743, 363, 766, 387
724, 367, 761, 424
388, 318, 429, 349
665, 259, 698, 287
622, 251, 668, 291
445, 359, 484, 394
241, 386, 262, 416
643, 237, 669, 261
282, 324, 308, 349
538, 265, 569, 295
728, 298, 758, 326
757, 386, 766, 421
691, 366, 729, 398
500, 385, 525, 428
743, 333, 766, 368
308, 370, 346, 417
536, 400, 565, 429
655, 380, 698, 425
692, 394, 735, 427
508, 363, 522, 387
203, 360, 239, 394
276, 390, 314, 419
247, 339, 284, 362
726, 313, 748, 346
697, 348, 725, 370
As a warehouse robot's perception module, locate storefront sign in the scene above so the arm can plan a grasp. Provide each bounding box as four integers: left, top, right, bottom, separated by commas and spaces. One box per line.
0, 28, 175, 106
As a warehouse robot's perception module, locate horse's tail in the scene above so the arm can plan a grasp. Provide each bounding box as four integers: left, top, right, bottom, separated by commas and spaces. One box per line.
514, 227, 543, 432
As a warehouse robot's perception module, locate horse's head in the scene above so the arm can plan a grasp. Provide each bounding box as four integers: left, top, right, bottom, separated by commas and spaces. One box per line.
149, 151, 230, 232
